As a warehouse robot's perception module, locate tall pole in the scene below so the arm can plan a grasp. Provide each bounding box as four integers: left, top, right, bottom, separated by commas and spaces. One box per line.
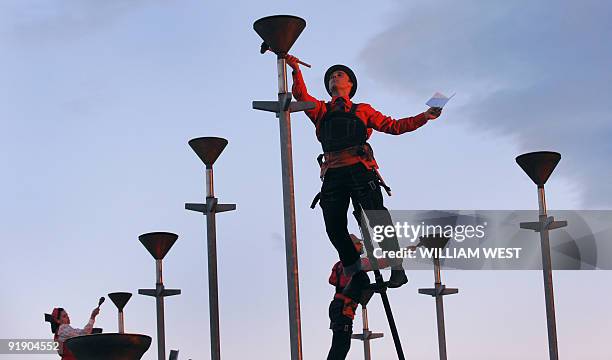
537, 185, 559, 360
418, 236, 458, 360
186, 136, 236, 360
138, 232, 181, 360
155, 259, 166, 360
433, 257, 448, 360
355, 305, 384, 360
362, 306, 371, 360
205, 165, 221, 360
277, 55, 303, 360
351, 290, 384, 360
253, 16, 315, 360
516, 151, 566, 360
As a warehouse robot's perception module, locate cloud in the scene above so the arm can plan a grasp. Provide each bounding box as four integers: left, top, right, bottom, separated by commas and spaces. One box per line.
1, 0, 156, 45
360, 0, 612, 207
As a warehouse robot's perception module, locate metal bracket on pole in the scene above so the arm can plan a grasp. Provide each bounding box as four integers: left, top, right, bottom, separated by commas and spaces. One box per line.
352, 330, 384, 341
418, 285, 459, 297
520, 217, 567, 232
138, 289, 182, 297
185, 201, 236, 214
252, 95, 315, 114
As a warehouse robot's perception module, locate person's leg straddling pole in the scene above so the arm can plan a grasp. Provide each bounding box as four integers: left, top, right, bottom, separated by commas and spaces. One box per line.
320, 166, 370, 300
327, 298, 354, 360
349, 165, 408, 288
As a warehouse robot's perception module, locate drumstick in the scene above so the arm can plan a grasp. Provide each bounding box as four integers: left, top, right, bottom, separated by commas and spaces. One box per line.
259, 42, 312, 68
96, 297, 105, 309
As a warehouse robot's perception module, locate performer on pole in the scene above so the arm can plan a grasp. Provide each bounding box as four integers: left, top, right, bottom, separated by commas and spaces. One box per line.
286, 55, 442, 300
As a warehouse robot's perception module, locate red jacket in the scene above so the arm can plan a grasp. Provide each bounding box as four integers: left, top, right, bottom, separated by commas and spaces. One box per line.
329, 258, 390, 295
292, 69, 429, 172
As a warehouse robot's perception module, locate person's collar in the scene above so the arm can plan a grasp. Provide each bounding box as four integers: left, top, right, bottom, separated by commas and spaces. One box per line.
331, 95, 351, 105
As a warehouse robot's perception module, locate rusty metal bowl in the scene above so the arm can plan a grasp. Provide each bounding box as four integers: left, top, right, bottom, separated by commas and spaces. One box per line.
65, 333, 151, 360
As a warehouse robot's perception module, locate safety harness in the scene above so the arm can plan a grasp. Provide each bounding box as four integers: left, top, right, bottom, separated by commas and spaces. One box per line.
330, 263, 358, 321
310, 102, 392, 209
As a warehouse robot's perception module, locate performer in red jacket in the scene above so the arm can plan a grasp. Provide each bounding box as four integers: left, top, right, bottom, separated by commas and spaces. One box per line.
286, 55, 441, 299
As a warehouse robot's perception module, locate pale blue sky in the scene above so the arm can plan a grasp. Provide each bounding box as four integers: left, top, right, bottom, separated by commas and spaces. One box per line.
1, 1, 610, 359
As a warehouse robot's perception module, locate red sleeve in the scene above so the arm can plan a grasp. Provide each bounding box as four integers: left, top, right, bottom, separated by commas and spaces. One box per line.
291, 70, 326, 125
360, 103, 429, 135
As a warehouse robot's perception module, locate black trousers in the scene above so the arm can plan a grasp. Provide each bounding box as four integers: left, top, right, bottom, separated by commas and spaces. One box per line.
327, 298, 353, 360
320, 163, 401, 271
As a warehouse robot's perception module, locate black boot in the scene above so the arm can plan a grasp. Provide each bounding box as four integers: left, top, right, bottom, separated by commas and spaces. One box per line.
342, 270, 370, 301
388, 269, 408, 288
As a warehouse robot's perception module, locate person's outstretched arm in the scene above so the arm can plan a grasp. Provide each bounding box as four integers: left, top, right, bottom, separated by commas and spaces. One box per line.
286, 55, 325, 125
364, 104, 442, 135
56, 308, 99, 341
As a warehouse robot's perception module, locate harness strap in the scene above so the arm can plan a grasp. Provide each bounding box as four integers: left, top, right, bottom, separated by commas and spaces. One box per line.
333, 293, 358, 319
310, 192, 321, 209
335, 263, 344, 294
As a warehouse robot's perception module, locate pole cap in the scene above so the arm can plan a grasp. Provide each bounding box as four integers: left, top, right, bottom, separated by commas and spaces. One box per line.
188, 137, 228, 168
516, 151, 561, 187
253, 15, 306, 56
139, 232, 178, 260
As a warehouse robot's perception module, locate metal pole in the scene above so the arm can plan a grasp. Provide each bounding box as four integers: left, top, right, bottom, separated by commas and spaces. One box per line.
362, 305, 371, 360
186, 139, 234, 360
118, 310, 125, 334
205, 165, 221, 360
433, 257, 447, 360
276, 56, 303, 360
537, 185, 559, 360
155, 259, 166, 360
206, 168, 214, 197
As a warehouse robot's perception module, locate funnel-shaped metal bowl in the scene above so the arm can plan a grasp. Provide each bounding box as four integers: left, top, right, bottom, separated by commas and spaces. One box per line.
108, 292, 132, 311
65, 333, 151, 360
254, 15, 306, 55
516, 151, 561, 187
188, 137, 228, 169
139, 232, 178, 260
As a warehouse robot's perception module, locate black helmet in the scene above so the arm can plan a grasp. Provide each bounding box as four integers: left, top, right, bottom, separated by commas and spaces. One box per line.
324, 64, 357, 98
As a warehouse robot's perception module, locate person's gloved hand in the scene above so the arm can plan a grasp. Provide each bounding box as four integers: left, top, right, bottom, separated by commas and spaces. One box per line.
90, 308, 100, 319
285, 55, 300, 71
424, 107, 442, 120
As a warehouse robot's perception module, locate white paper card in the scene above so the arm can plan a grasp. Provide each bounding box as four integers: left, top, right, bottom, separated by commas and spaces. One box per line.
426, 92, 455, 108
